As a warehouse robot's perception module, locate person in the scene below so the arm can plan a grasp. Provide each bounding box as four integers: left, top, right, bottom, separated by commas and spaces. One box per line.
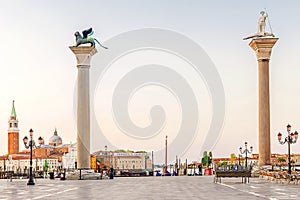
109, 167, 114, 179
258, 11, 268, 35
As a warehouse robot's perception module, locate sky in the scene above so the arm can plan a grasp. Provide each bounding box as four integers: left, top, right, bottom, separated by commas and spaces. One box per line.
1, 0, 300, 164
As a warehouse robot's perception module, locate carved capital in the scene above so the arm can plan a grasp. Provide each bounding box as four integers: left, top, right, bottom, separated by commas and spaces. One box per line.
69, 46, 98, 67
249, 38, 278, 61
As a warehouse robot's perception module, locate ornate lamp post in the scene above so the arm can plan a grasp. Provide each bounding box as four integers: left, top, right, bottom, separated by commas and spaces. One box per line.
23, 129, 44, 185
110, 152, 113, 168
4, 157, 6, 173
239, 142, 253, 168
23, 129, 35, 185
277, 124, 298, 176
109, 151, 114, 179
238, 154, 241, 166
104, 145, 107, 170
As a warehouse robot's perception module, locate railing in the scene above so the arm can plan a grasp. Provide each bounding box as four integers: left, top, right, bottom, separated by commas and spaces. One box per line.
260, 170, 300, 184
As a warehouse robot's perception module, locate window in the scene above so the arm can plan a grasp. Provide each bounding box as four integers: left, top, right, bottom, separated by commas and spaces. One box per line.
9, 123, 12, 128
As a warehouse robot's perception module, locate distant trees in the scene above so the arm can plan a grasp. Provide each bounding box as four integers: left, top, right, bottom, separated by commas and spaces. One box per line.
277, 157, 286, 166
230, 153, 237, 165
202, 151, 212, 168
115, 149, 126, 153
114, 149, 147, 153
291, 159, 295, 164
221, 161, 227, 166
208, 152, 212, 167
202, 151, 208, 167
278, 157, 286, 163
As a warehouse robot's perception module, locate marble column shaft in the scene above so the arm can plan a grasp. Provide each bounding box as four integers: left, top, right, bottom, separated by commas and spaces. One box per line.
70, 46, 97, 169
249, 38, 278, 166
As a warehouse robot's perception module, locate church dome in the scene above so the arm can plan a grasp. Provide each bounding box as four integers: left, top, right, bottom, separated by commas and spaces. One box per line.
49, 129, 62, 146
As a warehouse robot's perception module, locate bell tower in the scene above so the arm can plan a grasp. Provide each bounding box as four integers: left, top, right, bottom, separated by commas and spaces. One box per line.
8, 100, 19, 154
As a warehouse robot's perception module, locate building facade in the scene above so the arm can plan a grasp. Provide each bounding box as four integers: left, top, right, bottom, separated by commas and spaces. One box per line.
62, 142, 77, 170
92, 150, 153, 173
0, 101, 81, 175
114, 153, 147, 170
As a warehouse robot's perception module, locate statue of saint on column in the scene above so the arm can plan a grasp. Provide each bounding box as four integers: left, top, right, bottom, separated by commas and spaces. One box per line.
243, 11, 275, 40
258, 11, 268, 35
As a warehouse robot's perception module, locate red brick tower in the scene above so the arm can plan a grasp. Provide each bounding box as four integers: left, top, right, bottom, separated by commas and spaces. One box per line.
8, 100, 19, 154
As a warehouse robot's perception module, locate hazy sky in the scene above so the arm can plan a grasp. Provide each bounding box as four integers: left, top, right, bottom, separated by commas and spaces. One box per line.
1, 0, 300, 164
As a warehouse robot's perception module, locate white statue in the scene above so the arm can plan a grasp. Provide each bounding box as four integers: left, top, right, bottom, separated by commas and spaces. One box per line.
258, 11, 268, 35
243, 11, 274, 40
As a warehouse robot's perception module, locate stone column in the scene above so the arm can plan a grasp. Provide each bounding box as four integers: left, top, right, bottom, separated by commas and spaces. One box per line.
69, 46, 97, 169
249, 37, 278, 166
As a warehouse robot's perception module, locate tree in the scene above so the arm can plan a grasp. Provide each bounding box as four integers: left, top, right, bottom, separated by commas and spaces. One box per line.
202, 151, 213, 168
230, 153, 237, 165
278, 157, 286, 164
115, 149, 126, 153
215, 161, 221, 167
291, 160, 295, 164
208, 152, 213, 167
202, 151, 208, 168
43, 160, 49, 177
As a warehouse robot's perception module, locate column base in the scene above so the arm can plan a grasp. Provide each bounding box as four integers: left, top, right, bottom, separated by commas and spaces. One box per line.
27, 179, 35, 185
66, 169, 104, 180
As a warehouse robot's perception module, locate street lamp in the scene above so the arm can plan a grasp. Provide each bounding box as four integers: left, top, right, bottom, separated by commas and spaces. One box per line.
277, 124, 298, 176
110, 152, 113, 168
238, 154, 241, 166
4, 157, 6, 172
239, 142, 253, 168
23, 129, 35, 185
23, 129, 44, 185
104, 145, 107, 170
109, 151, 114, 179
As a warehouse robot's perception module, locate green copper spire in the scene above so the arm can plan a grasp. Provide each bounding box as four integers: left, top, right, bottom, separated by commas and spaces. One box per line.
11, 100, 17, 118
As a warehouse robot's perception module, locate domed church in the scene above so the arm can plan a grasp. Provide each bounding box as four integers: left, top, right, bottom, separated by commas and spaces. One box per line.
49, 129, 63, 146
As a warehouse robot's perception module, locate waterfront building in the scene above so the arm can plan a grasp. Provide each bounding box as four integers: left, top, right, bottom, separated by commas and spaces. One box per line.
92, 150, 153, 175
0, 101, 72, 173
0, 101, 155, 175
62, 142, 77, 170
213, 153, 300, 168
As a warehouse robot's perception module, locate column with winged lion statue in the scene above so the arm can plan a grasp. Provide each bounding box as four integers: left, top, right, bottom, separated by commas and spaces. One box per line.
69, 28, 107, 172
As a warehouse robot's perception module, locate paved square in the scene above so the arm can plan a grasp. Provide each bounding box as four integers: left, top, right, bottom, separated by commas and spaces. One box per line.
0, 176, 299, 199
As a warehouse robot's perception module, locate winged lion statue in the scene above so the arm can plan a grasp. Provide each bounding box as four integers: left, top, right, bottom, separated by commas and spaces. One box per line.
73, 28, 108, 49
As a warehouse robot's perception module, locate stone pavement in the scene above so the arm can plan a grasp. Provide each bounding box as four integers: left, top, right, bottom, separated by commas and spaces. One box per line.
0, 176, 300, 200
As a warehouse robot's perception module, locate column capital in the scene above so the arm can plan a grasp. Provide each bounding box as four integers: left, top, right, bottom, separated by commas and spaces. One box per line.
249, 38, 279, 61
69, 46, 98, 66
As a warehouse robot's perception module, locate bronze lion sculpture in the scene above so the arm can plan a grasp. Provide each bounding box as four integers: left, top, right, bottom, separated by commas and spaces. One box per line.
74, 28, 108, 49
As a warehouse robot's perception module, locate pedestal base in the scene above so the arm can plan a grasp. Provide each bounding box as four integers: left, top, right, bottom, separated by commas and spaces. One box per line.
66, 169, 105, 180
27, 181, 35, 185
